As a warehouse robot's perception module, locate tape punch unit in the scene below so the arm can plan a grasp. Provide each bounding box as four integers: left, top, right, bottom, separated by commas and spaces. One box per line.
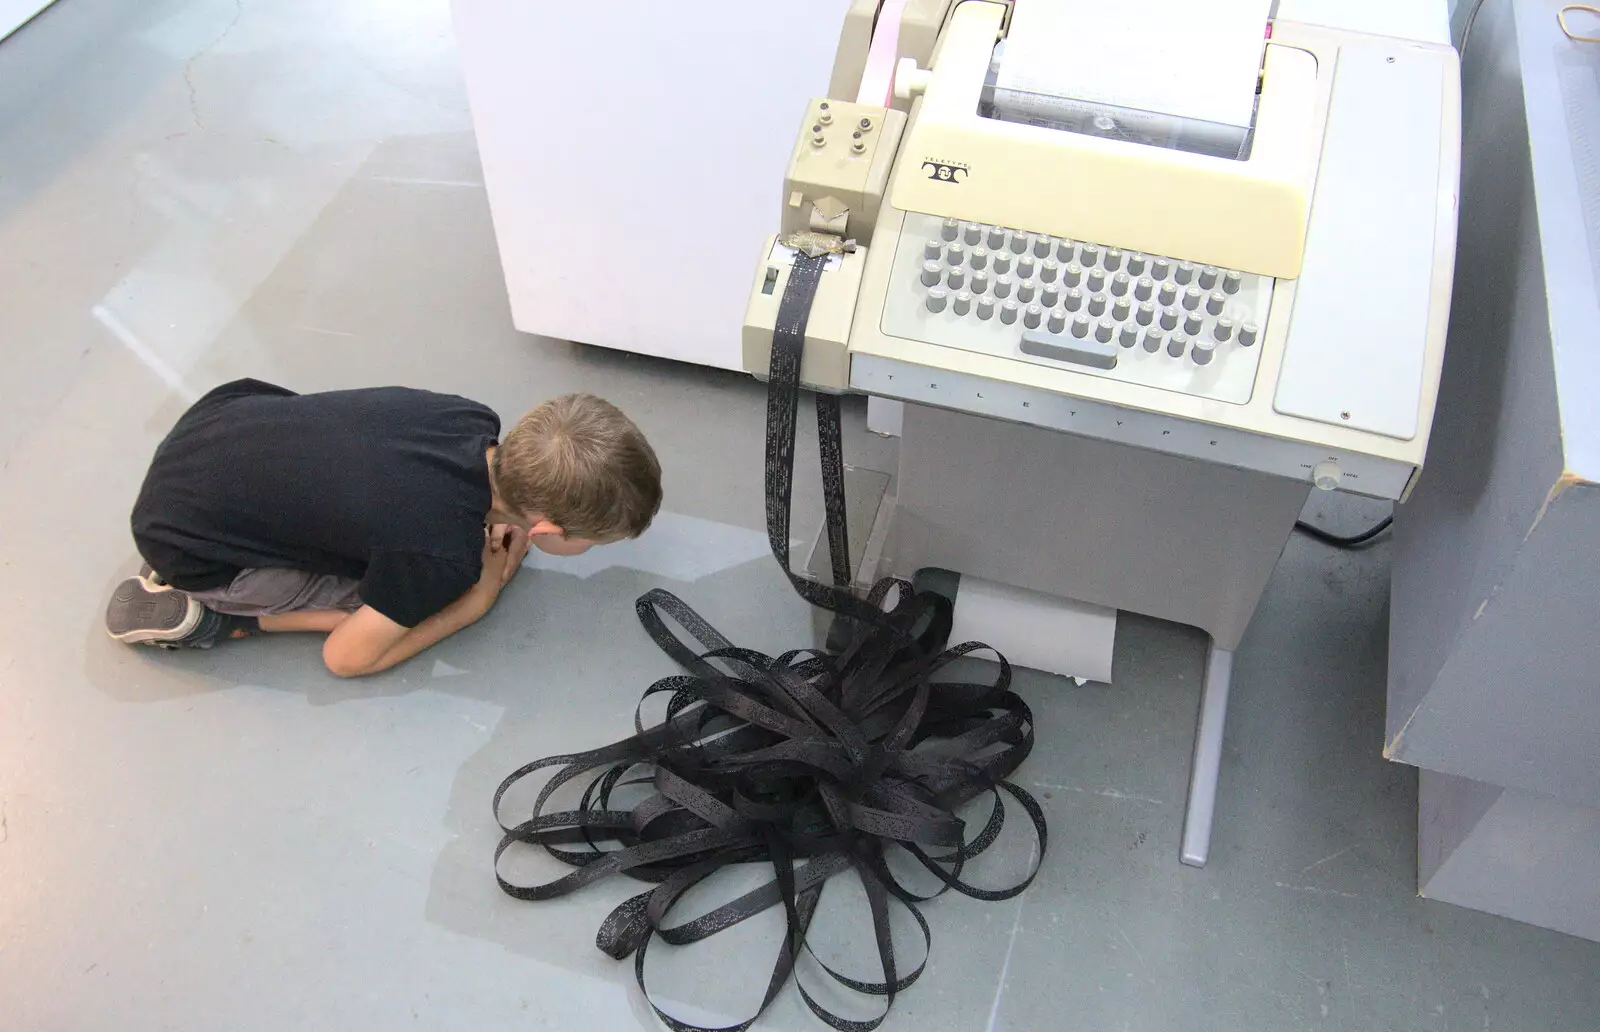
743, 0, 1459, 867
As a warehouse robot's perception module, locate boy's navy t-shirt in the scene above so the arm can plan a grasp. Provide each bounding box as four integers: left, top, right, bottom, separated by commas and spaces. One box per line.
132, 379, 500, 628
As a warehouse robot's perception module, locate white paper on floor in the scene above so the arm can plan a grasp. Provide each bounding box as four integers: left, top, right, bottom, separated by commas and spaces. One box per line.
948, 575, 1116, 685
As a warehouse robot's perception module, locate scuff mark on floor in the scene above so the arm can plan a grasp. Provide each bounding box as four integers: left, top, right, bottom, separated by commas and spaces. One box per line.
182, 0, 247, 132
1032, 781, 1165, 806
1274, 881, 1362, 900
1301, 845, 1355, 873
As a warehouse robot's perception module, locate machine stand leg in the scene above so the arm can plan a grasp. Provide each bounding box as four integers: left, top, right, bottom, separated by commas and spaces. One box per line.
1180, 642, 1235, 868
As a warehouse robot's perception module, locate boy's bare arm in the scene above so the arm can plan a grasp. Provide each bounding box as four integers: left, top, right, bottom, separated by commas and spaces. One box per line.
321, 526, 526, 677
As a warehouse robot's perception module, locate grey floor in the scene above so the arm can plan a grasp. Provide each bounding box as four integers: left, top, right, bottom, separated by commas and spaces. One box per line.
2, 2, 1597, 1030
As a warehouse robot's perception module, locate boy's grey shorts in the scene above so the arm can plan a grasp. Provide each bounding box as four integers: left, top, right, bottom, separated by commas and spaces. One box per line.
187, 569, 363, 617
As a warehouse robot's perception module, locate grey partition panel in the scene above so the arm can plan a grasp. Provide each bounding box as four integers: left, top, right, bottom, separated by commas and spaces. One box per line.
1420, 770, 1600, 943
1387, 0, 1600, 939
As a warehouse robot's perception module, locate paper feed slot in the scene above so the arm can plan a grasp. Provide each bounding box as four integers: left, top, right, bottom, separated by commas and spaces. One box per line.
889, 2, 1320, 278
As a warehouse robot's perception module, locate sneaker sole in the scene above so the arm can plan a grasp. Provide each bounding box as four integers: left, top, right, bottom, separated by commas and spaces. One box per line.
106, 577, 203, 644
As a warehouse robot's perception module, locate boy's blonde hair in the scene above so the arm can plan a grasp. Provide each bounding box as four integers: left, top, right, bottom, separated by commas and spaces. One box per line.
493, 394, 661, 540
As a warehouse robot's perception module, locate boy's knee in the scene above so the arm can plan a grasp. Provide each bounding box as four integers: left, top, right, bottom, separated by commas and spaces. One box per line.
322, 651, 369, 678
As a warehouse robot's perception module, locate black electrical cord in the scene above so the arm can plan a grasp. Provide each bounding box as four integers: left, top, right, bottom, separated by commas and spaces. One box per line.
1293, 515, 1394, 548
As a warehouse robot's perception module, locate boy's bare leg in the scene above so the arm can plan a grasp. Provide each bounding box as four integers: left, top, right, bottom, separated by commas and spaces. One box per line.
258, 610, 352, 634
108, 575, 356, 646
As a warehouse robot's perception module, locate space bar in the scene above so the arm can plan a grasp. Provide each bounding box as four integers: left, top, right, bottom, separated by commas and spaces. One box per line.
1019, 329, 1119, 369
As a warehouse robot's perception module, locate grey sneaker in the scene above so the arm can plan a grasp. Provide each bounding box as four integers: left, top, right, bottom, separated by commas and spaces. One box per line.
138, 562, 165, 586
106, 576, 204, 646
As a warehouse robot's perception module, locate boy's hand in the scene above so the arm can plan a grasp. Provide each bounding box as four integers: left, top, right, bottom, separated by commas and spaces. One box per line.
472, 524, 515, 611
500, 526, 531, 586
321, 524, 530, 678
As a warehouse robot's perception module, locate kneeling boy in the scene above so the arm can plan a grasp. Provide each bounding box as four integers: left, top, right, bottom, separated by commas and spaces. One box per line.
107, 379, 661, 676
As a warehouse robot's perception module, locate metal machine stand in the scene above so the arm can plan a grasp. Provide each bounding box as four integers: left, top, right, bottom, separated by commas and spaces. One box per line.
1181, 643, 1234, 867
814, 471, 1244, 868
879, 401, 1310, 868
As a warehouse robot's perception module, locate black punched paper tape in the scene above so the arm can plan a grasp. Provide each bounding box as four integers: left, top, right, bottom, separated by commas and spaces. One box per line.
492, 251, 1048, 1032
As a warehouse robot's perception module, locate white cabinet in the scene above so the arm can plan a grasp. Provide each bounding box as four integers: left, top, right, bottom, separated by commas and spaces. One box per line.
452, 0, 852, 370
2, 1, 59, 41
